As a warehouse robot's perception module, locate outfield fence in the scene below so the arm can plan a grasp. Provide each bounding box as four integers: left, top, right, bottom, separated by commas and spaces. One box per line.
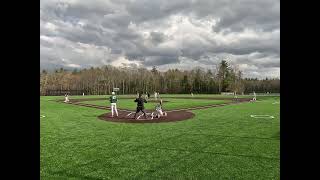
44, 90, 88, 96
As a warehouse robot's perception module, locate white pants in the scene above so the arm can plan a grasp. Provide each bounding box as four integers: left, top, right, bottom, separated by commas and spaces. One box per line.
157, 109, 163, 117
156, 109, 167, 117
64, 97, 69, 102
111, 103, 118, 117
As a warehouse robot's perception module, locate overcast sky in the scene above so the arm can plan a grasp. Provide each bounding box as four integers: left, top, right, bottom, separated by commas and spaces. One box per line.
40, 0, 280, 79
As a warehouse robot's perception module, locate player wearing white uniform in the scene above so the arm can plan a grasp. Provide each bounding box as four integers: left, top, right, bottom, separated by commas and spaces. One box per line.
154, 92, 157, 100
152, 99, 167, 119
253, 91, 256, 101
64, 94, 69, 103
109, 92, 118, 117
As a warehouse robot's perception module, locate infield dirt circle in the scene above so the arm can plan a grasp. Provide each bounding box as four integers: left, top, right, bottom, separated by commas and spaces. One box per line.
98, 110, 195, 123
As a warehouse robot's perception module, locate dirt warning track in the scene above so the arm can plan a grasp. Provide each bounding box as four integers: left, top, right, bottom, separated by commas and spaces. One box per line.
55, 97, 251, 123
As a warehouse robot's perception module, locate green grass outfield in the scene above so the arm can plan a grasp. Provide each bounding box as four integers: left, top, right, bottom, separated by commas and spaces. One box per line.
40, 94, 280, 179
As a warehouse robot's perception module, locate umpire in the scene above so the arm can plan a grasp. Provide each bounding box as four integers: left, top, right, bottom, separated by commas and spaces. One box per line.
133, 93, 148, 119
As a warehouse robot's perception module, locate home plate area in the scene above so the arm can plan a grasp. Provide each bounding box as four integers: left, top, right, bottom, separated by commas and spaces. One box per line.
97, 110, 195, 123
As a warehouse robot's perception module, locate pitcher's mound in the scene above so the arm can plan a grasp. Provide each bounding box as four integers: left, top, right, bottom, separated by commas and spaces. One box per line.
97, 110, 195, 123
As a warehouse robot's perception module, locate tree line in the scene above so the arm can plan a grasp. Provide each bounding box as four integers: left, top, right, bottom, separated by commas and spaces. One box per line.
40, 60, 280, 95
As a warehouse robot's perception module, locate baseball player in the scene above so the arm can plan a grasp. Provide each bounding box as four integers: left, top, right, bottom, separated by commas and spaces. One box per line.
154, 91, 157, 100
64, 93, 69, 103
109, 92, 118, 117
133, 93, 148, 119
152, 99, 167, 119
234, 92, 238, 99
253, 91, 256, 101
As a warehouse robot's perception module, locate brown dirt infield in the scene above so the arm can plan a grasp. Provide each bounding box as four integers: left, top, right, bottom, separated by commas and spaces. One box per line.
55, 97, 251, 123
97, 110, 195, 123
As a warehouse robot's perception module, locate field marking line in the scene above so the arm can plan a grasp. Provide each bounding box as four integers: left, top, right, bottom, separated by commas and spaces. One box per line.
126, 112, 135, 116
272, 102, 280, 104
250, 115, 274, 119
137, 114, 143, 120
136, 113, 151, 120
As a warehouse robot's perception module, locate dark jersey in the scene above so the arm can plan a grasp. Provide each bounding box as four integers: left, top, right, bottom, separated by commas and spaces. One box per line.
109, 95, 117, 103
134, 97, 147, 107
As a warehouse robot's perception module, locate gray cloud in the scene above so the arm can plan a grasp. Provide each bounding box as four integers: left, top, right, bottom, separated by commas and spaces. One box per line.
40, 0, 280, 79
143, 55, 180, 66
149, 32, 167, 45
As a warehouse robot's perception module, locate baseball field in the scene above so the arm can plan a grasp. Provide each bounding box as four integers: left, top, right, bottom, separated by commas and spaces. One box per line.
40, 94, 280, 179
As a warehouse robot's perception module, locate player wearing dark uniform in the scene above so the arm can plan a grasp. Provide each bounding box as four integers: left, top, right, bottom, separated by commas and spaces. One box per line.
133, 93, 148, 119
